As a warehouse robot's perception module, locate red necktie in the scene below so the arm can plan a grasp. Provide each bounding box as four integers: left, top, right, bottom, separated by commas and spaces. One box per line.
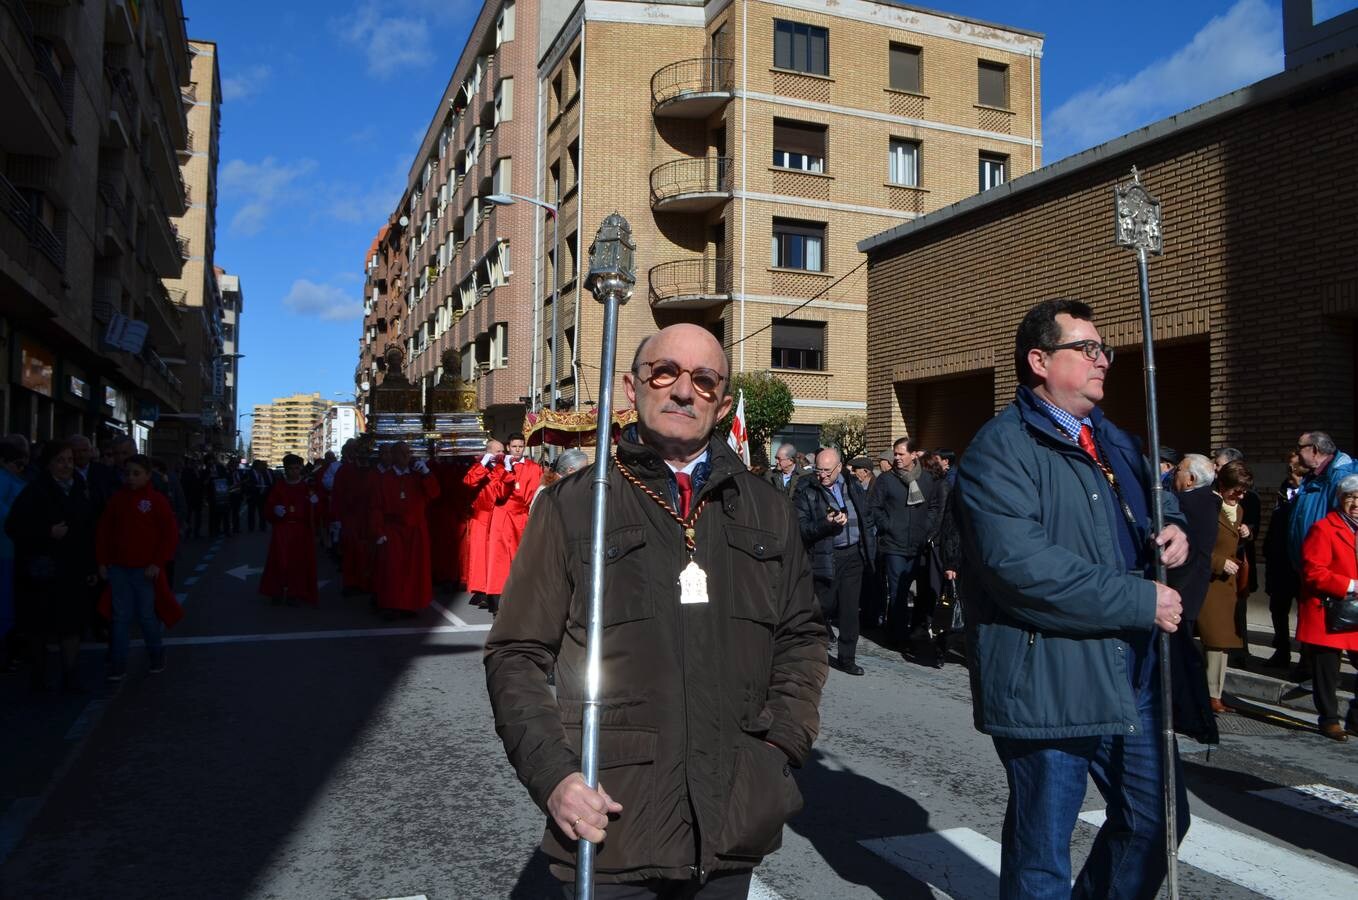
1077, 424, 1101, 463
675, 472, 692, 518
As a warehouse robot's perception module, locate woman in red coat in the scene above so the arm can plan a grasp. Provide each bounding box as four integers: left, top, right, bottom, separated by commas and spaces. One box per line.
97, 455, 179, 680
370, 442, 440, 619
1298, 472, 1358, 741
260, 454, 320, 606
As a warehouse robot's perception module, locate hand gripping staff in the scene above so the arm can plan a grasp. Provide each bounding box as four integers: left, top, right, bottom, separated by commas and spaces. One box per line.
1114, 167, 1178, 899
577, 214, 636, 899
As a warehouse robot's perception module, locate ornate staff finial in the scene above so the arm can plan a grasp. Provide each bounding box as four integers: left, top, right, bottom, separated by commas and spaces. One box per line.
1114, 166, 1163, 256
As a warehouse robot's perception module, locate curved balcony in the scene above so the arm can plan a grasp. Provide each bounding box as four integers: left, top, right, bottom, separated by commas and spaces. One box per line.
651, 157, 733, 213
651, 57, 734, 119
649, 257, 732, 310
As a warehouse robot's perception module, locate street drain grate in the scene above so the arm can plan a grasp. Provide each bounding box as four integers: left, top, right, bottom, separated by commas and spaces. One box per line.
1215, 712, 1297, 736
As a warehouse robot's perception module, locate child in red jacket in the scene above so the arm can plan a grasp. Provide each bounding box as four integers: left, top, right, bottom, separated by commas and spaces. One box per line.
97, 455, 179, 680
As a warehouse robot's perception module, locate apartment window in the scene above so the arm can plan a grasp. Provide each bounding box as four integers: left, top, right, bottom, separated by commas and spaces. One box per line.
491, 322, 509, 368
772, 119, 826, 173
889, 43, 921, 93
551, 72, 564, 118
493, 157, 512, 196
564, 231, 578, 281
771, 219, 824, 272
461, 343, 475, 381
495, 1, 515, 46
980, 153, 1008, 191
978, 60, 1009, 108
494, 78, 513, 124
548, 161, 560, 203
567, 139, 580, 189
773, 20, 828, 76
569, 46, 582, 96
771, 319, 825, 370
888, 139, 920, 187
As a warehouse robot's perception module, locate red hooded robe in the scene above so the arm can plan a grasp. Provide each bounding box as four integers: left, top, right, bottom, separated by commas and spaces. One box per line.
371, 467, 441, 611
485, 457, 543, 595
260, 479, 320, 605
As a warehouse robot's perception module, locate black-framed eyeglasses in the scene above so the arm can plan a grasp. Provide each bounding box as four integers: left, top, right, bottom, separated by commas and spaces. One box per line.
813, 465, 839, 474
1045, 340, 1115, 364
635, 359, 725, 400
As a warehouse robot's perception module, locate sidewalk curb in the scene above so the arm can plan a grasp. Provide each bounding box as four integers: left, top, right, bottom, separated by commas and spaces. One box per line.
1225, 668, 1316, 715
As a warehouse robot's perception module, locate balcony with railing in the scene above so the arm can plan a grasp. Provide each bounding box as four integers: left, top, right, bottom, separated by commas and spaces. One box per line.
648, 256, 733, 310
650, 157, 733, 213
1, 0, 65, 154
651, 57, 734, 118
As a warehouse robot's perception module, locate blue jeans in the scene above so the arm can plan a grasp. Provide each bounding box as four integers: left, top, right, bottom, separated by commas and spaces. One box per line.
881, 553, 923, 638
991, 685, 1189, 899
108, 565, 163, 674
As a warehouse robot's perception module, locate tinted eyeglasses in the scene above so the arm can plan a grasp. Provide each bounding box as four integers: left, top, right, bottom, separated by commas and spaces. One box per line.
635, 359, 725, 400
1045, 339, 1114, 364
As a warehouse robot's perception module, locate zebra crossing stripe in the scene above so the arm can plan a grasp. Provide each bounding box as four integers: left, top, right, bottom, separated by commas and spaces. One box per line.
1079, 809, 1357, 896
748, 874, 788, 899
1249, 783, 1358, 830
859, 827, 1001, 898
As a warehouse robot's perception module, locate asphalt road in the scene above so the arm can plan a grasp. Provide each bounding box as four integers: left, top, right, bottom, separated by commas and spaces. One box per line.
2, 529, 1356, 900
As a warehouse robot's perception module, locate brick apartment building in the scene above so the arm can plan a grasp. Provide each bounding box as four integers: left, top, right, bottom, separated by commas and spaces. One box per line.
219, 266, 242, 449
358, 0, 561, 437
1, 0, 194, 448
859, 2, 1358, 488
251, 392, 332, 465
358, 0, 1043, 447
159, 37, 225, 456
533, 0, 1042, 450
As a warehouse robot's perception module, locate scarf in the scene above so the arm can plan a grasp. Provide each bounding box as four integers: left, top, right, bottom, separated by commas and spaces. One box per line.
891, 463, 925, 506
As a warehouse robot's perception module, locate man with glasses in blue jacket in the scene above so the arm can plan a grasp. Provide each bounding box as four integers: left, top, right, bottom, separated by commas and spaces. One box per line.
955, 299, 1191, 899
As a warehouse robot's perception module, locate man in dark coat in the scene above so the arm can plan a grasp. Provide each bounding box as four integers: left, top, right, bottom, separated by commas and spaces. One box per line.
955, 299, 1191, 898
765, 442, 803, 497
485, 324, 826, 898
868, 436, 942, 640
795, 447, 874, 675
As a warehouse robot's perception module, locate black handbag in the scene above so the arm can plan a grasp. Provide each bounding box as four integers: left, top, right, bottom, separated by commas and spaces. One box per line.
1323, 593, 1358, 634
931, 577, 964, 635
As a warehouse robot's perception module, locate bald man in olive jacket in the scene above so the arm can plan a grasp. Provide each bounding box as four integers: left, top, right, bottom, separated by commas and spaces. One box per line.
485, 324, 826, 898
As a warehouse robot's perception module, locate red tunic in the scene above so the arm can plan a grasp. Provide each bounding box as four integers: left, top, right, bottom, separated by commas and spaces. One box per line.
427, 460, 471, 586
260, 480, 320, 605
1298, 511, 1358, 651
330, 463, 374, 591
371, 468, 441, 610
486, 458, 543, 595
462, 460, 499, 594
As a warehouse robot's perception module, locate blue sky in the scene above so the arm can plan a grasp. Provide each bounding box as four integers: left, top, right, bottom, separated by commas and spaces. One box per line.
190, 0, 1355, 427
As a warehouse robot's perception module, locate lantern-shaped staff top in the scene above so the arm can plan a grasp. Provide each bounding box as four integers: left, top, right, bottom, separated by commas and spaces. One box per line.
586, 212, 636, 304
1113, 166, 1163, 256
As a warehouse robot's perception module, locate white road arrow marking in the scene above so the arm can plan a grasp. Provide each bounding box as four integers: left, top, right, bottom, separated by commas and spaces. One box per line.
226, 565, 264, 580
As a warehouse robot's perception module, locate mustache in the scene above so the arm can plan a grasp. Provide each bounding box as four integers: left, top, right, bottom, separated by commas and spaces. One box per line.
659, 402, 697, 419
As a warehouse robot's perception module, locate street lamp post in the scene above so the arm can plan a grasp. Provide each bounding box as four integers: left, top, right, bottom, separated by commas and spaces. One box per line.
486, 192, 560, 412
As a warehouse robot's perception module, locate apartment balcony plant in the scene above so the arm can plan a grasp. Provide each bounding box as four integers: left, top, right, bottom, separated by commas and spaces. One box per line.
651, 57, 734, 118
648, 256, 732, 310
650, 157, 733, 213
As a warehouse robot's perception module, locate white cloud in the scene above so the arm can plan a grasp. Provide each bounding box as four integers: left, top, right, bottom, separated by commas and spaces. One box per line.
336, 1, 433, 78
1045, 0, 1283, 161
323, 154, 406, 225
282, 279, 364, 321
219, 157, 317, 236
221, 64, 272, 101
